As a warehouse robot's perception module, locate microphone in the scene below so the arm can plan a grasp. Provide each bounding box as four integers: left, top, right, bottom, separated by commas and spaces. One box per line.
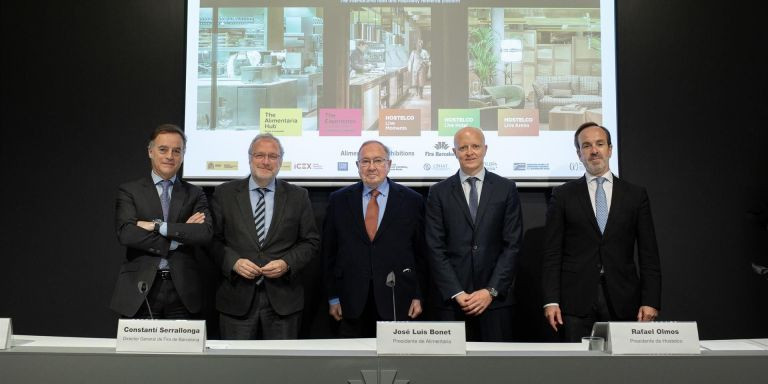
386, 271, 396, 321
137, 281, 154, 320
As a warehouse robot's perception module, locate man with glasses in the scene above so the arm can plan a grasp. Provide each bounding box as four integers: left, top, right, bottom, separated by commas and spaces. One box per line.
323, 140, 426, 337
210, 133, 320, 339
425, 126, 523, 342
111, 124, 212, 319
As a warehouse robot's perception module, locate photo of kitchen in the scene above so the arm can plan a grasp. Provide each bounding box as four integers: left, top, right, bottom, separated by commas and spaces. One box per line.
347, 7, 431, 131
196, 6, 323, 131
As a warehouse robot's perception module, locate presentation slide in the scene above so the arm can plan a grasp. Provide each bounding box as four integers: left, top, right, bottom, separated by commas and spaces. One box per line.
184, 0, 617, 182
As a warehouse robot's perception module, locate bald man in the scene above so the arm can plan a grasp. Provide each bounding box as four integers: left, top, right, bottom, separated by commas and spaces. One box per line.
425, 127, 523, 342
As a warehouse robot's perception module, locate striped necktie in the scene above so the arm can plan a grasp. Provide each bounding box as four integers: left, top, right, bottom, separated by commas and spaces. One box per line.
254, 188, 269, 246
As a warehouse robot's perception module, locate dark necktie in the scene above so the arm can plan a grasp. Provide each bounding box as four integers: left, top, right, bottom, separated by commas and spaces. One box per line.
595, 177, 608, 234
365, 189, 381, 241
161, 179, 172, 221
254, 188, 269, 247
467, 177, 479, 222
158, 179, 172, 270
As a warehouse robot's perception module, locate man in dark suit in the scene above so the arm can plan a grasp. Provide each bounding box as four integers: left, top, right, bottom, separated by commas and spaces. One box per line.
426, 126, 523, 342
542, 122, 662, 342
210, 133, 319, 339
323, 140, 425, 337
111, 124, 212, 319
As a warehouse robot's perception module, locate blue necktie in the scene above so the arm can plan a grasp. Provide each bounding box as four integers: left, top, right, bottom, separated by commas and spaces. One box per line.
467, 177, 479, 222
595, 177, 608, 234
158, 180, 172, 270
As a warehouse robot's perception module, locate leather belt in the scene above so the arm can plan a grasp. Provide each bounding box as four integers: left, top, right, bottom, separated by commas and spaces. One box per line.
157, 270, 172, 280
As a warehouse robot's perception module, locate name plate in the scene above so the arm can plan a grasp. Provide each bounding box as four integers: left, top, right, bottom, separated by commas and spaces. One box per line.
116, 319, 206, 353
593, 322, 700, 355
377, 321, 466, 355
0, 318, 12, 350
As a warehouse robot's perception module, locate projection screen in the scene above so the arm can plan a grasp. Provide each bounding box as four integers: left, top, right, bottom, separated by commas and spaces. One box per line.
183, 0, 617, 184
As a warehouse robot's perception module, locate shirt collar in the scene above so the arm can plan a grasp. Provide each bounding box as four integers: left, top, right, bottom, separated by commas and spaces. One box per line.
363, 178, 390, 197
459, 168, 486, 183
585, 170, 613, 184
151, 171, 177, 185
250, 176, 276, 192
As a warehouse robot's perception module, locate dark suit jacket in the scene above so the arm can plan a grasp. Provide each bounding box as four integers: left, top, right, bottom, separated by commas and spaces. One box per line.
111, 176, 213, 317
425, 170, 523, 310
322, 179, 426, 320
541, 175, 662, 319
210, 177, 319, 317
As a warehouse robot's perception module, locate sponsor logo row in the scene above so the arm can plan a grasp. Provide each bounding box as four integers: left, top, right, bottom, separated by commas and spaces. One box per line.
207, 141, 549, 173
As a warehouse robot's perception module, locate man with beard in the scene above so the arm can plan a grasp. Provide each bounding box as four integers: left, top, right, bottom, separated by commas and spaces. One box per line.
542, 122, 662, 341
210, 133, 319, 339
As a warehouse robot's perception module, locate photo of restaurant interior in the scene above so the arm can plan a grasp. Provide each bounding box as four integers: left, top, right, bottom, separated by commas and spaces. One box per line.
347, 7, 432, 131
195, 7, 324, 131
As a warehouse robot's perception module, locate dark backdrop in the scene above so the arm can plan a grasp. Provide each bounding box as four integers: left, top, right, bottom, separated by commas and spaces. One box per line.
1, 1, 766, 339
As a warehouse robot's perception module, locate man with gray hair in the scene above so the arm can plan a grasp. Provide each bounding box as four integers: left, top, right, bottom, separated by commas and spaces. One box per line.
210, 133, 320, 339
111, 124, 212, 319
322, 140, 426, 337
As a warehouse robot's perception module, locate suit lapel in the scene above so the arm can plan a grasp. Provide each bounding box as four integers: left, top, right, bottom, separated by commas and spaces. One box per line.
576, 176, 602, 234
346, 182, 369, 243
475, 171, 495, 226
263, 179, 286, 247
449, 172, 475, 228
141, 177, 164, 219
603, 175, 622, 237
235, 177, 261, 248
168, 178, 187, 222
375, 180, 401, 240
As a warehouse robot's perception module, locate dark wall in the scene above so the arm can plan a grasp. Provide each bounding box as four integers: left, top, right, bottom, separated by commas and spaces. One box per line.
1, 1, 765, 339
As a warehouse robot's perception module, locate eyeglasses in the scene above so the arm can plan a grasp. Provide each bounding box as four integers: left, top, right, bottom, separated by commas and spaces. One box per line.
357, 158, 388, 168
250, 152, 281, 161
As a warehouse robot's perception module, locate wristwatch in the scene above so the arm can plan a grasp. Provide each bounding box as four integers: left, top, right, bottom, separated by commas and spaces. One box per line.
486, 287, 498, 298
153, 219, 163, 233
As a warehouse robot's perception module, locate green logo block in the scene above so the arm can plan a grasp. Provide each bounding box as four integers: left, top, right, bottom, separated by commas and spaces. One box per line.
438, 109, 480, 136
260, 108, 302, 136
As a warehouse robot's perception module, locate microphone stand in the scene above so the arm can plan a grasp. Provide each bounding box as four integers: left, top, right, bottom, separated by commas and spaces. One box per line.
138, 281, 154, 320
386, 271, 396, 321
391, 286, 396, 322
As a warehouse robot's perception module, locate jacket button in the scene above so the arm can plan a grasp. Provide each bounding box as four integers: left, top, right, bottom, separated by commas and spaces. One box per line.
472, 245, 478, 250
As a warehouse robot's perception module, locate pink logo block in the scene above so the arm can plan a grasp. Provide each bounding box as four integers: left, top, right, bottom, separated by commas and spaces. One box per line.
319, 109, 362, 136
